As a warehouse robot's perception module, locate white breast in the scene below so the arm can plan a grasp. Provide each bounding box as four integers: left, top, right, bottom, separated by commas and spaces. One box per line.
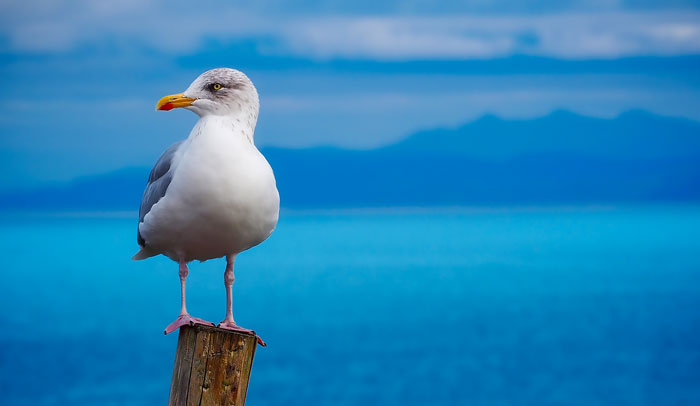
140, 116, 280, 262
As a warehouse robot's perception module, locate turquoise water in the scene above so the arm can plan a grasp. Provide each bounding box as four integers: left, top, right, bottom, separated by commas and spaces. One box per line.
1, 207, 700, 405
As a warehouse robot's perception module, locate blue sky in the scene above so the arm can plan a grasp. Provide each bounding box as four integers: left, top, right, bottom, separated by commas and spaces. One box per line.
1, 1, 700, 187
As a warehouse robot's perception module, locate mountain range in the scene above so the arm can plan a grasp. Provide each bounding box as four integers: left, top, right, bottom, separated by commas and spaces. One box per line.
2, 110, 699, 210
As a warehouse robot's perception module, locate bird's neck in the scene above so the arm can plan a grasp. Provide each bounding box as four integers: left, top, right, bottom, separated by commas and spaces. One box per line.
192, 111, 258, 145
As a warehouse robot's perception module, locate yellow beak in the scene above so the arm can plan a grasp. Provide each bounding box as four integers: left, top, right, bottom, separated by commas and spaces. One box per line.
155, 93, 197, 111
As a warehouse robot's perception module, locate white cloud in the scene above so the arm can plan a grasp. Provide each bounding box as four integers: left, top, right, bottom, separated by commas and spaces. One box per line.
278, 12, 700, 59
1, 1, 700, 59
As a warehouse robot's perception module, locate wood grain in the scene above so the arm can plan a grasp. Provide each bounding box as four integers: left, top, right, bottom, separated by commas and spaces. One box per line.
168, 325, 258, 406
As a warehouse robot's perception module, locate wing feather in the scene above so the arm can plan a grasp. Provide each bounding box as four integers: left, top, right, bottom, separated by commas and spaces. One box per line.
136, 141, 183, 246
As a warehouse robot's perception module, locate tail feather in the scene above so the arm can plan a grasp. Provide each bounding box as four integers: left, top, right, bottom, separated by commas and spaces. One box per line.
132, 246, 158, 260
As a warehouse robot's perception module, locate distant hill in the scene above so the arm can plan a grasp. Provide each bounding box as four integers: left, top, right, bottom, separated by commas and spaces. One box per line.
389, 110, 700, 159
2, 110, 699, 210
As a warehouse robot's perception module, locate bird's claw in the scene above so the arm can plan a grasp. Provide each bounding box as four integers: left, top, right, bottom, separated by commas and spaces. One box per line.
218, 320, 267, 347
164, 314, 214, 335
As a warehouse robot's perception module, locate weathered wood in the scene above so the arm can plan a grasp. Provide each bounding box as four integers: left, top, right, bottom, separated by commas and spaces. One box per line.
169, 325, 258, 406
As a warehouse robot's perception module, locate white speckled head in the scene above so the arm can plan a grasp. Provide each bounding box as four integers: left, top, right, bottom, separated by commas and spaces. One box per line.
182, 68, 259, 118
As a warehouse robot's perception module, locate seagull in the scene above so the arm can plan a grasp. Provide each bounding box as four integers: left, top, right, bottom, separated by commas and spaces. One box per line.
132, 68, 279, 340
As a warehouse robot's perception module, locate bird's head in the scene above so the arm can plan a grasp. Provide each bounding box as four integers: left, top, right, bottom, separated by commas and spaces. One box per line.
155, 68, 259, 117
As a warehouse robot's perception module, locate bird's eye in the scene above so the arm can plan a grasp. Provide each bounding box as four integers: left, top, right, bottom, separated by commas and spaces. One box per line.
212, 83, 222, 91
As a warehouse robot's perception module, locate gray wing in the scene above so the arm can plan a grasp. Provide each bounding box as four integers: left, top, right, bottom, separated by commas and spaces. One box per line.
137, 141, 183, 246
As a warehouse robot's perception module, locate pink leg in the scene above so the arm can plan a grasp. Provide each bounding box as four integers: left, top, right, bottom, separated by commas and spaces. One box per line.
218, 255, 266, 346
164, 260, 214, 335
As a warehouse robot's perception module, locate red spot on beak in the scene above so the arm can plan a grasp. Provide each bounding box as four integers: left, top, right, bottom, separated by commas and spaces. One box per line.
159, 103, 175, 111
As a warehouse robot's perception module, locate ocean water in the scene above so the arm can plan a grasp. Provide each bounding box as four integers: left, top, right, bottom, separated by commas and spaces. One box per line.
1, 206, 700, 406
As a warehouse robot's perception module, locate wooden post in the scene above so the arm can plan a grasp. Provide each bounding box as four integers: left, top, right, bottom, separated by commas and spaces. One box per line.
169, 325, 259, 406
